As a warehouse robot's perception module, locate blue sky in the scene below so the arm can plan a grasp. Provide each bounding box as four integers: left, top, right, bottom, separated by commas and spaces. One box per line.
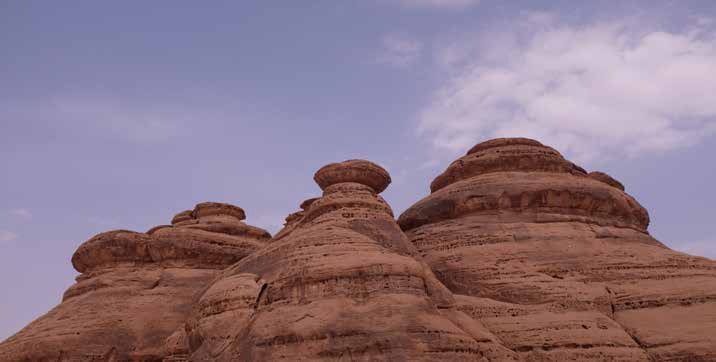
1, 0, 715, 340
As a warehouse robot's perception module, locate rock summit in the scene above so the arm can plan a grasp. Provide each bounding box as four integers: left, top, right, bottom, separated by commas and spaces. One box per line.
2, 138, 715, 361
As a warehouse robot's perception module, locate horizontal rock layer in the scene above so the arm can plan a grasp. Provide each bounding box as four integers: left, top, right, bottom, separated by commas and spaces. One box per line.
0, 202, 269, 362
400, 138, 716, 360
2, 139, 715, 362
182, 160, 517, 361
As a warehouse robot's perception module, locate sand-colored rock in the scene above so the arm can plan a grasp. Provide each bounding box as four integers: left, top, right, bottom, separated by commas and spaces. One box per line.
588, 171, 625, 191
183, 160, 516, 361
2, 138, 715, 361
399, 138, 716, 361
0, 202, 269, 362
313, 159, 392, 193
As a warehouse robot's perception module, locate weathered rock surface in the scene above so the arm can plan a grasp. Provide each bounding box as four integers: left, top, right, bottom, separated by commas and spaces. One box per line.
1, 138, 715, 361
399, 138, 716, 361
180, 160, 516, 361
0, 202, 269, 362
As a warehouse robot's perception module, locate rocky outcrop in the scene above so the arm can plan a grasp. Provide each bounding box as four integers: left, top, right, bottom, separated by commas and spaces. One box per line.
399, 138, 716, 361
1, 138, 715, 361
0, 202, 270, 362
182, 160, 516, 361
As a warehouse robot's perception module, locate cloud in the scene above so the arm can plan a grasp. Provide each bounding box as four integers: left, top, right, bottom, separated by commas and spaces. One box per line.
396, 0, 479, 9
419, 13, 716, 163
0, 230, 18, 242
377, 33, 423, 68
10, 208, 32, 219
673, 239, 715, 259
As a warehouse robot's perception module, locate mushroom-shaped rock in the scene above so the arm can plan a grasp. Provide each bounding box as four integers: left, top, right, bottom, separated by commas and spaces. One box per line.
163, 202, 271, 241
314, 159, 391, 193
0, 202, 269, 362
398, 138, 716, 361
194, 202, 246, 221
71, 230, 153, 273
431, 137, 586, 193
404, 138, 649, 232
181, 160, 516, 361
589, 171, 625, 191
466, 137, 546, 154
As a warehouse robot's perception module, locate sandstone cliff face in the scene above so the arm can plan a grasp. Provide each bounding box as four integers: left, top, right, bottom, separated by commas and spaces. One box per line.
399, 138, 716, 361
0, 202, 270, 361
1, 138, 715, 362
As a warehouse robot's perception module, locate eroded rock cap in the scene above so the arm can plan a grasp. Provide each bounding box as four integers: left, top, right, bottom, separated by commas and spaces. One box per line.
314, 159, 391, 193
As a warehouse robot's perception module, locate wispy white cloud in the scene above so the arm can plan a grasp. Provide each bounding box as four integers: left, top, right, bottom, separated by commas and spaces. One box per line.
10, 208, 32, 219
396, 0, 479, 9
377, 33, 423, 68
0, 230, 18, 242
420, 13, 716, 163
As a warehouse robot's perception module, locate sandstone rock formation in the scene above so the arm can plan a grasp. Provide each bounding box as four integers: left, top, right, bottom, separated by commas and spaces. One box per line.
399, 138, 716, 361
178, 160, 515, 361
0, 202, 270, 361
1, 139, 715, 361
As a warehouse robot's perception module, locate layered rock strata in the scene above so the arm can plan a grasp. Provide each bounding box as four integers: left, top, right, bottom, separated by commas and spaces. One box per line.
1, 138, 715, 361
182, 160, 516, 361
399, 138, 716, 361
0, 202, 269, 361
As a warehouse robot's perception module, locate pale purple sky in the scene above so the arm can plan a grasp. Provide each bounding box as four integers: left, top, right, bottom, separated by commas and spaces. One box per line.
2, 0, 715, 341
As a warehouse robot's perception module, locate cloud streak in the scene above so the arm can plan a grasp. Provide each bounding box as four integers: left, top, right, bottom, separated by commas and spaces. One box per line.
420, 13, 716, 163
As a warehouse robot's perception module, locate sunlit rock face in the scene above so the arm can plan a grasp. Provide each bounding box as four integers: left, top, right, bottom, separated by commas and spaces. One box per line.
182, 159, 516, 361
0, 202, 269, 362
1, 139, 715, 362
399, 138, 716, 361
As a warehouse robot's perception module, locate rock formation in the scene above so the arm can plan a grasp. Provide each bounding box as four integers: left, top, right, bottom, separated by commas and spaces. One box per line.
0, 202, 270, 361
179, 160, 515, 361
1, 138, 715, 361
399, 138, 716, 361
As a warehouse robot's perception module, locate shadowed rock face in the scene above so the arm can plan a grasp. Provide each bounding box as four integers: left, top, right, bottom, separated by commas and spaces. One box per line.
1, 138, 715, 362
0, 202, 270, 362
399, 138, 716, 361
